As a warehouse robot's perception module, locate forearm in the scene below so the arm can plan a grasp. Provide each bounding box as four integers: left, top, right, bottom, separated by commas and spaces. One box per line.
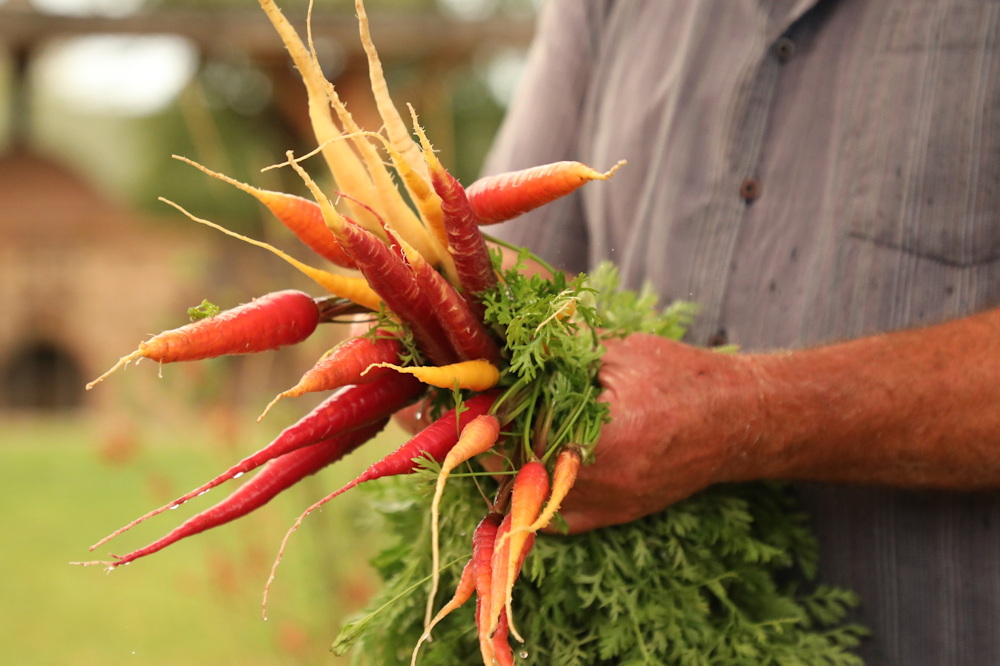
746, 308, 1000, 489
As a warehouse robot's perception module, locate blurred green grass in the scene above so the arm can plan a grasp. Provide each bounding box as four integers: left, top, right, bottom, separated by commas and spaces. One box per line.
1, 413, 404, 665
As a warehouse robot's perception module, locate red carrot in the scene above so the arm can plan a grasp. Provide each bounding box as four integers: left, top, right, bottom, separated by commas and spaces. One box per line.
489, 461, 550, 641
172, 155, 357, 269
89, 373, 423, 552
469, 512, 504, 665
426, 414, 502, 627
262, 393, 499, 609
465, 159, 626, 226
78, 418, 388, 570
491, 609, 515, 666
408, 106, 497, 302
258, 333, 402, 421
86, 290, 320, 389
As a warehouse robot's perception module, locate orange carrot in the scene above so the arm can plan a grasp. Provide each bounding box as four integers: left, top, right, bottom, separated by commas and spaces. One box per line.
86, 290, 319, 389
172, 155, 357, 269
489, 460, 550, 642
258, 334, 402, 421
426, 414, 501, 629
521, 446, 582, 534
466, 159, 626, 226
365, 359, 501, 392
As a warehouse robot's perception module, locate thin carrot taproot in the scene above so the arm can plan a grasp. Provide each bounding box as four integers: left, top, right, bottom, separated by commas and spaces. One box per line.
409, 105, 497, 302
488, 460, 549, 642
89, 373, 423, 553
364, 359, 500, 392
172, 154, 357, 269
411, 559, 476, 665
258, 334, 402, 421
159, 198, 382, 312
86, 289, 320, 389
77, 418, 387, 570
466, 159, 626, 226
426, 414, 502, 629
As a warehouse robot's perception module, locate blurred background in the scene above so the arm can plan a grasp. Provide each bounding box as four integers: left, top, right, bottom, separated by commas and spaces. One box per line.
0, 0, 535, 663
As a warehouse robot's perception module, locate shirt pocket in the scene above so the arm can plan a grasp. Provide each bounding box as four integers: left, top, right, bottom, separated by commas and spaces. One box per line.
839, 2, 1000, 267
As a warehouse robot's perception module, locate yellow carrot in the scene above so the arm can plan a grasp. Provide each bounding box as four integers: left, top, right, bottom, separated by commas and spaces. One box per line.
364, 360, 500, 392
258, 0, 384, 233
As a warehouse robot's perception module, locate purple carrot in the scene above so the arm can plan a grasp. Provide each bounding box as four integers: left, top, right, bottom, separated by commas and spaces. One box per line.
408, 248, 503, 365
409, 108, 497, 302
336, 217, 460, 365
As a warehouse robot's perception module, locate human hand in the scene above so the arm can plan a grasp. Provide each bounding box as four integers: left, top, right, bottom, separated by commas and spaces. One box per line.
554, 333, 767, 533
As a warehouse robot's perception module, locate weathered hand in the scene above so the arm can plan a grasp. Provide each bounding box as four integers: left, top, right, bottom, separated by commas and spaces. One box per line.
555, 333, 767, 533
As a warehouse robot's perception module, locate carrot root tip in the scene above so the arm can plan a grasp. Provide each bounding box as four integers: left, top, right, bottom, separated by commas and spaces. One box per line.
85, 351, 143, 390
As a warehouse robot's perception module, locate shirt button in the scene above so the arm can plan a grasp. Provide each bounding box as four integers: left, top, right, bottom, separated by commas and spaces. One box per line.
706, 329, 729, 348
774, 37, 796, 62
739, 178, 761, 202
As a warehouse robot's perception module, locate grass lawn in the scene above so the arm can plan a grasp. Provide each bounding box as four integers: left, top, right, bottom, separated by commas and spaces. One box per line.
1, 412, 404, 665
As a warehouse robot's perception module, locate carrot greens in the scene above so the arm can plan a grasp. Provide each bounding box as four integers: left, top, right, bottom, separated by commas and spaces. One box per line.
344, 474, 867, 665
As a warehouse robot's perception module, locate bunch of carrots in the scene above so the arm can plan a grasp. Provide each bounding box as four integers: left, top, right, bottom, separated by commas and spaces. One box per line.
80, 1, 630, 663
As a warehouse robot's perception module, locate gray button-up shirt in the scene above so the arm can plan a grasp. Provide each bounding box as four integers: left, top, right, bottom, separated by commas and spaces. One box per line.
484, 0, 1000, 662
